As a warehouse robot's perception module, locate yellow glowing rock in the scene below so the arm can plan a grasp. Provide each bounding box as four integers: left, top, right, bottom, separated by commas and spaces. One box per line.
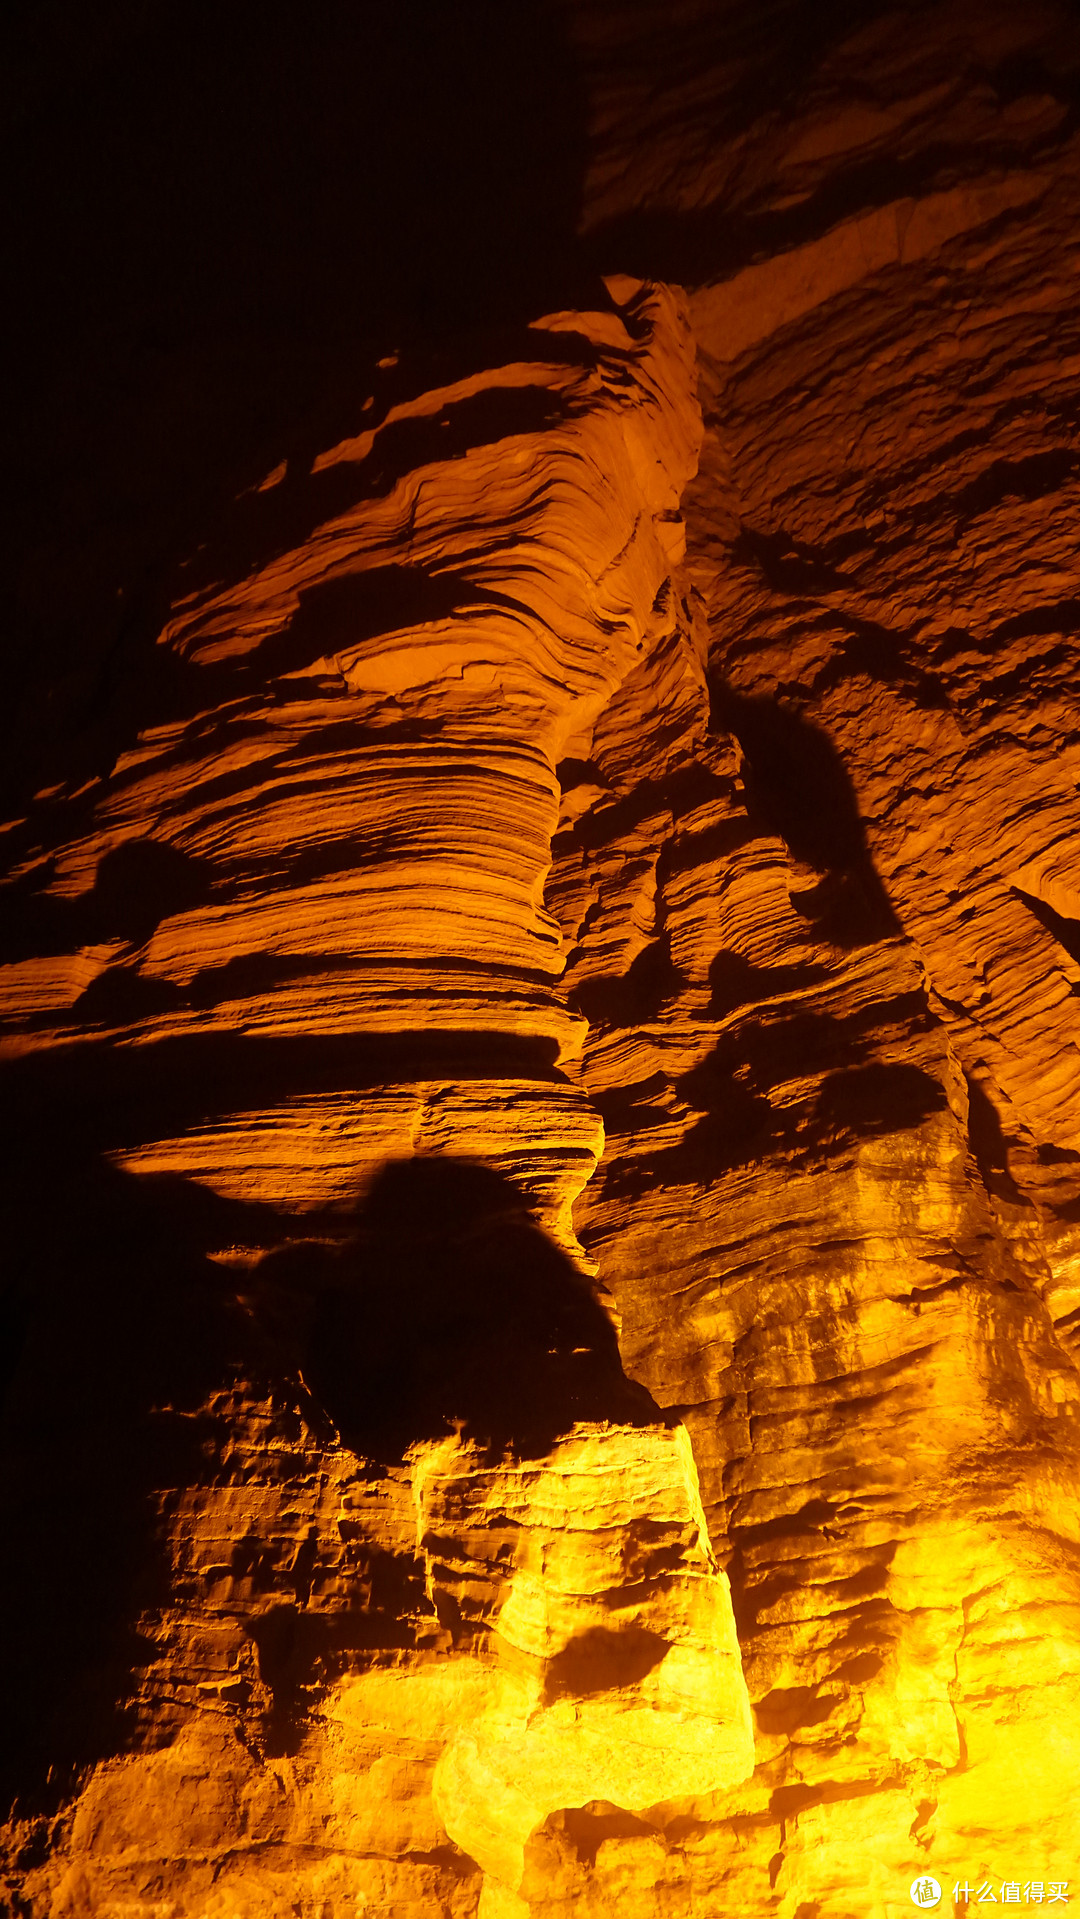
7, 11, 1080, 1909
422, 1424, 753, 1894
316, 1421, 752, 1907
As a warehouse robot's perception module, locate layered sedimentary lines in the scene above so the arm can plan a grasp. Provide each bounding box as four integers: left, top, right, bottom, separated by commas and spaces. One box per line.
1, 282, 748, 1918
4, 4, 1080, 1916
686, 121, 1080, 1358
552, 620, 1080, 1911
0, 282, 697, 1227
542, 5, 1080, 1912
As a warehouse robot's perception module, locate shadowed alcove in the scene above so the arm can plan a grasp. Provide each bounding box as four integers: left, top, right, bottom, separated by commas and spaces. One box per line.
278, 1155, 661, 1463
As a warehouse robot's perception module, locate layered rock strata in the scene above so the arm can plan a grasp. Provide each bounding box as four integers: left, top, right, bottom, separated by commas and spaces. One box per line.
2, 285, 760, 1916
4, 3, 1080, 1916
543, 3, 1080, 1909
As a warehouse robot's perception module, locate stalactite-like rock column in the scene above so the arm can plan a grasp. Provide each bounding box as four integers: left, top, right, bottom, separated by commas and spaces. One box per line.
0, 283, 759, 1918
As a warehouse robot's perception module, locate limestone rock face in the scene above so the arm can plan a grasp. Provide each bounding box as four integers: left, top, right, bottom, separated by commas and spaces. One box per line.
3, 4, 1080, 1916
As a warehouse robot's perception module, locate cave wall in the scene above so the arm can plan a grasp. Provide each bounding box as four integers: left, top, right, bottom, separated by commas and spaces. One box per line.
3, 4, 1080, 1915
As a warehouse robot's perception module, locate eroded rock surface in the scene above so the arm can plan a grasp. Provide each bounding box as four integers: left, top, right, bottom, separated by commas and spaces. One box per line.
3, 3, 1080, 1915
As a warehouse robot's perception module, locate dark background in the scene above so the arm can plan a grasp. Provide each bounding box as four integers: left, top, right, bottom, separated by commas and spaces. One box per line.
0, 0, 914, 810
2, 0, 590, 807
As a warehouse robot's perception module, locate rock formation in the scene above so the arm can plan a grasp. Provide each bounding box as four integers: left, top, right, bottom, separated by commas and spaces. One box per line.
2, 3, 1080, 1915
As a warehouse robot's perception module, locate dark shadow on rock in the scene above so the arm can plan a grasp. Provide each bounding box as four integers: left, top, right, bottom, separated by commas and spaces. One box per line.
223, 563, 492, 690
0, 837, 216, 964
1, 1026, 565, 1165
814, 1062, 946, 1138
243, 1586, 421, 1759
90, 838, 217, 947
710, 679, 900, 945
541, 1623, 669, 1703
592, 1074, 675, 1144
754, 1683, 843, 1737
987, 596, 1080, 649
671, 1082, 778, 1181
0, 1141, 257, 1818
298, 1156, 660, 1464
540, 1802, 659, 1871
955, 447, 1078, 525
569, 939, 682, 1029
809, 613, 949, 712
1012, 885, 1080, 971
966, 1072, 1027, 1207
733, 524, 856, 596
728, 1529, 898, 1650
604, 1014, 946, 1188
707, 949, 828, 1018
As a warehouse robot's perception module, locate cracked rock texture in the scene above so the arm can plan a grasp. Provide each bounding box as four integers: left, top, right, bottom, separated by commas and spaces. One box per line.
3, 3, 1080, 1915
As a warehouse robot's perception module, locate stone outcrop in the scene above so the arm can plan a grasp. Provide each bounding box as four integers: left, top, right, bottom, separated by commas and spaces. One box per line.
3, 3, 1080, 1915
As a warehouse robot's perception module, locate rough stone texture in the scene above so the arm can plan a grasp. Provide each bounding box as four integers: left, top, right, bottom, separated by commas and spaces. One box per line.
3, 3, 1080, 1915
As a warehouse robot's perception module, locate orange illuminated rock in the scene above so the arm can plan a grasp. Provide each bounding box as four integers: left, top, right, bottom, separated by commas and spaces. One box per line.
4, 4, 1080, 1916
